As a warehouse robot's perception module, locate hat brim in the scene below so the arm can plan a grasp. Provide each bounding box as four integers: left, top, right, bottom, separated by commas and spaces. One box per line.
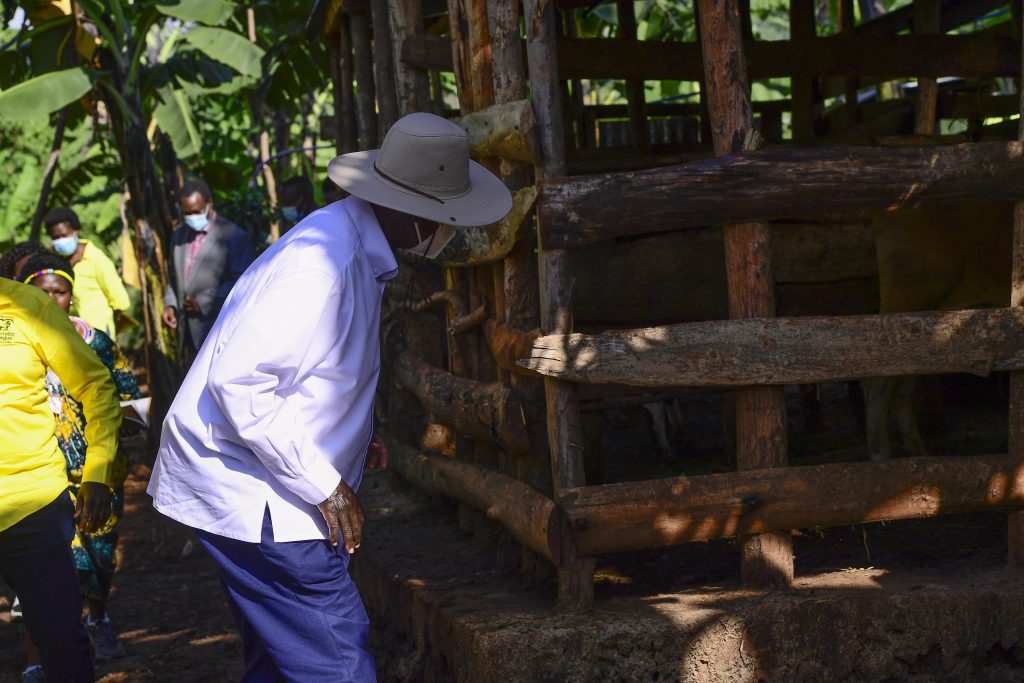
328, 150, 513, 228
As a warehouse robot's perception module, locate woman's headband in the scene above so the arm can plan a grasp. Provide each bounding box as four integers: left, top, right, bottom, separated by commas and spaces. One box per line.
24, 268, 74, 286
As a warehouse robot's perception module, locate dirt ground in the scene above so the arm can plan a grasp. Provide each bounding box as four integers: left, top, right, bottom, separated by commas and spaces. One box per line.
0, 472, 243, 683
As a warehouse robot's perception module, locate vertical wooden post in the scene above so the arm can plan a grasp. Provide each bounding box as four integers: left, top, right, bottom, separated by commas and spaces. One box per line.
525, 0, 595, 610
789, 0, 815, 143
389, 0, 431, 115
839, 0, 861, 128
349, 9, 378, 149
1009, 8, 1024, 569
696, 0, 793, 589
617, 0, 649, 154
370, 0, 400, 137
913, 0, 940, 136
336, 16, 359, 153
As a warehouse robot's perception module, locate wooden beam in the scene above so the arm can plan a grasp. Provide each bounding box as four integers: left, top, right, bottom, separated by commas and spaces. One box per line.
698, 0, 791, 589
453, 99, 543, 165
521, 307, 1024, 387
540, 142, 1024, 249
349, 9, 378, 148
370, 0, 400, 137
913, 0, 941, 137
388, 0, 431, 114
390, 440, 562, 563
789, 0, 816, 143
429, 186, 537, 267
561, 454, 1024, 556
525, 0, 594, 611
392, 350, 530, 453
556, 34, 1019, 81
1008, 3, 1024, 570
401, 33, 454, 71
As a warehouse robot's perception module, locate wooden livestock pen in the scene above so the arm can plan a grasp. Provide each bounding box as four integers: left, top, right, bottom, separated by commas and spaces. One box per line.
320, 0, 1024, 611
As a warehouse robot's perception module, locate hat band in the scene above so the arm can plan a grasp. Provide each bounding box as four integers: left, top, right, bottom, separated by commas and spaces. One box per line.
373, 161, 447, 205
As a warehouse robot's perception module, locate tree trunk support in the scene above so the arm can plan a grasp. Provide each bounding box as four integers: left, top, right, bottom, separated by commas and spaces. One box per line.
697, 0, 793, 589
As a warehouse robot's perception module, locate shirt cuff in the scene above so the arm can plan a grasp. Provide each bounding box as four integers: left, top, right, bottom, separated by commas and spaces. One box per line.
81, 448, 117, 489
292, 456, 343, 506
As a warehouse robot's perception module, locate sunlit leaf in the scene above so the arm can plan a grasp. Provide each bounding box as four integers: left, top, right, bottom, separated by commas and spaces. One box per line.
155, 0, 234, 26
183, 27, 263, 78
153, 87, 201, 158
0, 67, 91, 120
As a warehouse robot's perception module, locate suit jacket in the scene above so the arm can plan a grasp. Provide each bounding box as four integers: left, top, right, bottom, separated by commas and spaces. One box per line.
164, 215, 253, 353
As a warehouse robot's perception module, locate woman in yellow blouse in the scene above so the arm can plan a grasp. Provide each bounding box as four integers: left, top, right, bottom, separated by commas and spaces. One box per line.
0, 275, 121, 682
44, 206, 131, 336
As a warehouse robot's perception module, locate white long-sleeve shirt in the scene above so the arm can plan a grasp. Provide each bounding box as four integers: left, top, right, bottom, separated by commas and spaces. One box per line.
148, 197, 398, 542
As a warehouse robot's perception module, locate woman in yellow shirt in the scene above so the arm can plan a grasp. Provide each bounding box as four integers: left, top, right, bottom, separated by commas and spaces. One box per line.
0, 275, 121, 682
44, 206, 131, 336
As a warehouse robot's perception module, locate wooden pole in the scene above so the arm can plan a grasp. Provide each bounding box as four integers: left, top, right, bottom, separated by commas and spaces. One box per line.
349, 9, 378, 149
248, 8, 280, 241
696, 0, 793, 588
913, 0, 941, 136
389, 440, 563, 563
561, 454, 1024, 556
336, 16, 359, 153
839, 0, 861, 129
524, 0, 595, 610
616, 0, 649, 154
1009, 2, 1024, 569
789, 0, 816, 143
388, 0, 431, 115
369, 0, 400, 138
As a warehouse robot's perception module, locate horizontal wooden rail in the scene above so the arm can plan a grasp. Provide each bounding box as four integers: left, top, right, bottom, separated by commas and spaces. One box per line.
389, 441, 562, 564
557, 33, 1016, 81
520, 307, 1024, 386
561, 454, 1024, 556
540, 142, 1024, 249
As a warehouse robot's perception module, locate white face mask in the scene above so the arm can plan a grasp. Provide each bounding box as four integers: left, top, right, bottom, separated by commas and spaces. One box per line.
282, 206, 300, 222
184, 206, 210, 231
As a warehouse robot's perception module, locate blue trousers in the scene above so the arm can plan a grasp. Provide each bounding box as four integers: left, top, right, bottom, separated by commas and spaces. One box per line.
0, 492, 93, 682
196, 509, 375, 682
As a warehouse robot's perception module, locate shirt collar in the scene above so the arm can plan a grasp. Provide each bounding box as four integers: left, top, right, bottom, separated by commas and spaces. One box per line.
344, 197, 399, 283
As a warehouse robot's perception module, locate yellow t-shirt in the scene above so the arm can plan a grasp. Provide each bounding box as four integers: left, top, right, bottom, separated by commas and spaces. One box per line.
71, 240, 131, 337
0, 278, 122, 532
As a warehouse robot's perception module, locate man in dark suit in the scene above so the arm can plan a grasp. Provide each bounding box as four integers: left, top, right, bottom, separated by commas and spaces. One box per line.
163, 179, 253, 366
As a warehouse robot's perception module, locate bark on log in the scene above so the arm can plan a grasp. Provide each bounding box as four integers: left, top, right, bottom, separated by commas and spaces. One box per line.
390, 441, 562, 563
560, 454, 1024, 556
699, 0, 790, 588
484, 320, 540, 375
370, 0, 400, 137
450, 304, 487, 335
540, 142, 1024, 249
349, 10, 378, 149
525, 0, 593, 611
388, 0, 431, 115
453, 100, 543, 165
392, 350, 530, 454
521, 307, 1024, 387
428, 185, 538, 267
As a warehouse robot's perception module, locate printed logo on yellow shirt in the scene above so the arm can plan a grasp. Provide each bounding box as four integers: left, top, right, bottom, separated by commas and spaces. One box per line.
0, 317, 13, 344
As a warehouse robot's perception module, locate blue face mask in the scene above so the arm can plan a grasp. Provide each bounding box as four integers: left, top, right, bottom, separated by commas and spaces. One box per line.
52, 234, 79, 257
184, 210, 210, 232
282, 206, 300, 222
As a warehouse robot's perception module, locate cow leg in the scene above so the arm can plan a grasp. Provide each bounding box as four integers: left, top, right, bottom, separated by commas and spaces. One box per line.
892, 376, 927, 455
864, 377, 896, 461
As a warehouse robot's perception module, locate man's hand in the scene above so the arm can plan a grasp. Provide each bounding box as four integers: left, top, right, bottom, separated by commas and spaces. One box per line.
162, 305, 178, 329
316, 480, 364, 554
75, 482, 112, 533
366, 432, 389, 471
183, 295, 201, 315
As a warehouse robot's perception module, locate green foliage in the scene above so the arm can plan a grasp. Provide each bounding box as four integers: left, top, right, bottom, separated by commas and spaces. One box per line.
182, 26, 264, 78
155, 0, 234, 26
0, 67, 93, 120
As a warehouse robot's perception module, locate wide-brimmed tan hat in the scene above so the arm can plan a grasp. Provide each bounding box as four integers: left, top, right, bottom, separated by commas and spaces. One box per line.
328, 113, 513, 257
